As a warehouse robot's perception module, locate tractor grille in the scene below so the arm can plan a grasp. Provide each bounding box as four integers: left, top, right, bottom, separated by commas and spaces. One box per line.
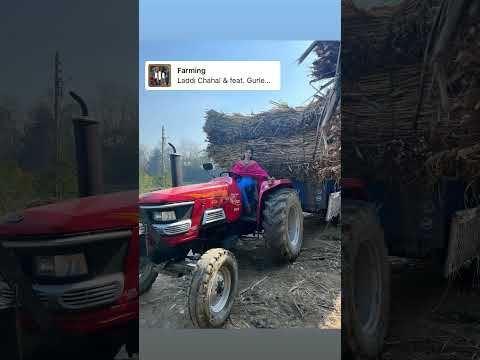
0, 228, 131, 310
0, 282, 14, 309
140, 202, 194, 225
59, 280, 122, 309
3, 230, 131, 285
140, 202, 194, 237
202, 208, 226, 225
153, 219, 192, 236
0, 273, 124, 311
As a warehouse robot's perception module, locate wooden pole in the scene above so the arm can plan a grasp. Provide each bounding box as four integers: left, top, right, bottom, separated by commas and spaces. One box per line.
54, 52, 63, 198
161, 125, 166, 187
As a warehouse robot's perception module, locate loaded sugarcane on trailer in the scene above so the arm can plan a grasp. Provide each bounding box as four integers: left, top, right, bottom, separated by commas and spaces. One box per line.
342, 0, 480, 358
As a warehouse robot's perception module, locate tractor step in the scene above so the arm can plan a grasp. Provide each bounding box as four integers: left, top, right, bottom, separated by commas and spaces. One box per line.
240, 214, 257, 222
157, 258, 197, 277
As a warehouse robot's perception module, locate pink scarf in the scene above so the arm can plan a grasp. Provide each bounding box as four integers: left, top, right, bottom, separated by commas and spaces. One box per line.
229, 160, 269, 179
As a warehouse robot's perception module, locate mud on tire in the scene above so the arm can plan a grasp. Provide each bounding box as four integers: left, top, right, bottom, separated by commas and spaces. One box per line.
342, 201, 390, 358
262, 188, 304, 262
188, 248, 238, 328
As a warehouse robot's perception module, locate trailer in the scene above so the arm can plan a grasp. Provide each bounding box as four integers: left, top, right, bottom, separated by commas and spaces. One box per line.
293, 179, 341, 222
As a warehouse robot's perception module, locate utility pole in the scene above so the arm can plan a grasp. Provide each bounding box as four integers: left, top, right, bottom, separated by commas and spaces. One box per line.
54, 51, 63, 198
161, 125, 166, 187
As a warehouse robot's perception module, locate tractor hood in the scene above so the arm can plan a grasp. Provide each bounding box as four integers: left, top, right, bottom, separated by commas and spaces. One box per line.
0, 190, 138, 237
139, 180, 230, 205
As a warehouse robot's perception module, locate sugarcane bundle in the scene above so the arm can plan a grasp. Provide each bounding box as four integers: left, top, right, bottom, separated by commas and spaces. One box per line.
204, 103, 340, 182
203, 102, 318, 145
298, 41, 340, 84
342, 0, 480, 188
342, 0, 439, 78
203, 39, 341, 183
429, 0, 480, 133
423, 0, 480, 184
343, 64, 480, 182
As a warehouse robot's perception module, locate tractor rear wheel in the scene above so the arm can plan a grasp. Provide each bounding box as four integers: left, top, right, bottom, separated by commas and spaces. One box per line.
262, 188, 304, 262
342, 201, 390, 358
188, 248, 238, 328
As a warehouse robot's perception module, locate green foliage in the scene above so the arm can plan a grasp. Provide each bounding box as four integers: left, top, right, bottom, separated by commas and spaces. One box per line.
139, 167, 169, 194
31, 161, 78, 200
0, 161, 79, 216
163, 169, 172, 188
0, 164, 34, 215
140, 138, 212, 191
1, 84, 139, 214
146, 147, 164, 177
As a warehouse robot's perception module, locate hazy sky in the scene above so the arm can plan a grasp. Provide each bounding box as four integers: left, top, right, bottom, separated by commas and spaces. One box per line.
1, 0, 137, 117
139, 40, 324, 150
139, 0, 340, 42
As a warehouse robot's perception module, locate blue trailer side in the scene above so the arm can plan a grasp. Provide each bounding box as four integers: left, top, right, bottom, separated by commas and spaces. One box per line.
293, 179, 340, 215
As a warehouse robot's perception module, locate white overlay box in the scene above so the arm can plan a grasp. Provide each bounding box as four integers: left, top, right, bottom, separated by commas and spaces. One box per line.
145, 61, 281, 91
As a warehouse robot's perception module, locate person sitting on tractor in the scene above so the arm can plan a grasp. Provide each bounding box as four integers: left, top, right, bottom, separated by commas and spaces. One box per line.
229, 147, 272, 215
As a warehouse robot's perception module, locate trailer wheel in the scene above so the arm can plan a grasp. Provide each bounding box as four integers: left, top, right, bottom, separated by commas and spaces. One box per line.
188, 248, 238, 328
139, 257, 158, 295
342, 201, 390, 358
263, 188, 304, 262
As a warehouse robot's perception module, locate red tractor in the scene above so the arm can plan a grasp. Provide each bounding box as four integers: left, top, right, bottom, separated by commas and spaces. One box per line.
0, 192, 139, 359
139, 145, 304, 328
0, 93, 139, 359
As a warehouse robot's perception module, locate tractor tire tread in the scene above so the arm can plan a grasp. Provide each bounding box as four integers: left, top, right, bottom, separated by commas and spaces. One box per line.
262, 188, 303, 262
188, 248, 238, 328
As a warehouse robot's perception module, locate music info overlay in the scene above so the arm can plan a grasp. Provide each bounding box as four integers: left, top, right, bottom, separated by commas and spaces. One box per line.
145, 61, 281, 91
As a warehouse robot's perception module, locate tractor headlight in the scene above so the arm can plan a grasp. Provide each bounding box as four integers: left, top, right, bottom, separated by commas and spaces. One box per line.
35, 256, 55, 276
34, 254, 88, 277
153, 211, 176, 222
139, 222, 146, 235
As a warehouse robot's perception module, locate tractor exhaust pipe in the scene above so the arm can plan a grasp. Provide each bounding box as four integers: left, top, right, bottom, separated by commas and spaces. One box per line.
70, 91, 104, 197
168, 143, 183, 187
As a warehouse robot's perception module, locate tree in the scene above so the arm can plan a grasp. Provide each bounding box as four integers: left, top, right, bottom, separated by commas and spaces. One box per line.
139, 144, 150, 172
146, 147, 163, 177
175, 140, 211, 184
20, 102, 56, 173
0, 98, 21, 162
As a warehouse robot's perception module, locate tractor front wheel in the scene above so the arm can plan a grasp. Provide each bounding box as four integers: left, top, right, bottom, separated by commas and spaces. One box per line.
139, 257, 158, 295
262, 188, 304, 262
188, 248, 238, 328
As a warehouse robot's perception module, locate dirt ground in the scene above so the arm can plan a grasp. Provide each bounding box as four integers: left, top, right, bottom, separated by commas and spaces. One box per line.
140, 214, 341, 329
382, 257, 480, 360
115, 347, 138, 360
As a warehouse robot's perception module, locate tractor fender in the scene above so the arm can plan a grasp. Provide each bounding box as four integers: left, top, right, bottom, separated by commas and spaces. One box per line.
342, 177, 368, 201
257, 179, 294, 221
